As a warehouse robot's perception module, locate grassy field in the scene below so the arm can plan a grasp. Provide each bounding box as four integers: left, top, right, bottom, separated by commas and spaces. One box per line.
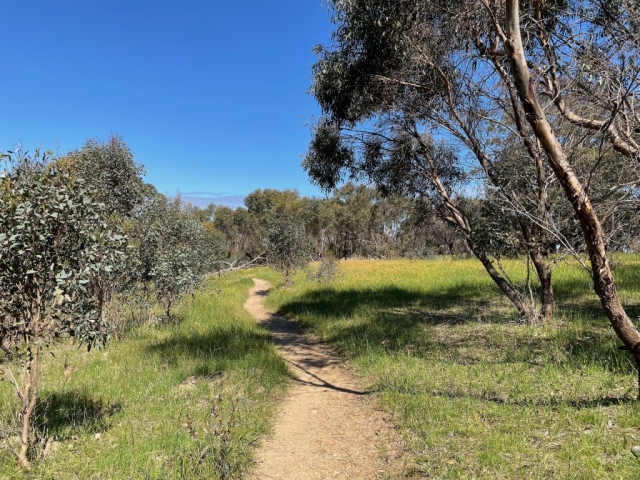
0, 273, 288, 480
262, 256, 640, 479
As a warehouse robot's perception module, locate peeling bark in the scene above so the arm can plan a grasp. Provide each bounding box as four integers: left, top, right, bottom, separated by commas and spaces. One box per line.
504, 0, 640, 393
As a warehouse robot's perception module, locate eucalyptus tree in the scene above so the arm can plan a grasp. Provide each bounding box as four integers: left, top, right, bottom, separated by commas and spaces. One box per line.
301, 196, 338, 259
67, 134, 146, 219
396, 198, 467, 257
212, 206, 263, 261
309, 0, 640, 389
427, 0, 640, 386
496, 0, 640, 385
245, 189, 303, 226
0, 151, 127, 470
333, 184, 375, 258
63, 135, 148, 312
136, 196, 213, 320
266, 212, 310, 287
306, 0, 562, 322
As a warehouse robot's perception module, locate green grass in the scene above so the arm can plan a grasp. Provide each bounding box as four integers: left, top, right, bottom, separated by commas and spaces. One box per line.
261, 256, 640, 479
0, 272, 288, 480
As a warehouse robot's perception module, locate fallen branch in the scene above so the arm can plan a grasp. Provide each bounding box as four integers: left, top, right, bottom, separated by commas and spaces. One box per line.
209, 252, 266, 277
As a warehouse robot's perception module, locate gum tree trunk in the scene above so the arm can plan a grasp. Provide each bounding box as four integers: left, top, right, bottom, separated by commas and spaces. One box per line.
504, 0, 640, 393
529, 248, 554, 323
473, 245, 536, 319
520, 223, 554, 323
18, 338, 39, 471
411, 129, 537, 320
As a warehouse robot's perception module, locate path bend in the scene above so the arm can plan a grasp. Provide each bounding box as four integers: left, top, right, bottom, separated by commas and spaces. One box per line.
244, 278, 406, 479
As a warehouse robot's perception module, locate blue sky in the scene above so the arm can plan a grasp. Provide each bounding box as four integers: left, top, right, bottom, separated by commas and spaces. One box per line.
1, 1, 333, 207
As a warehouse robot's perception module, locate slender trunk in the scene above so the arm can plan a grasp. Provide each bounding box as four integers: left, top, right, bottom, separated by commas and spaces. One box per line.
520, 223, 554, 323
504, 0, 640, 393
18, 340, 38, 471
529, 249, 554, 323
165, 297, 172, 321
410, 127, 536, 321
468, 240, 535, 319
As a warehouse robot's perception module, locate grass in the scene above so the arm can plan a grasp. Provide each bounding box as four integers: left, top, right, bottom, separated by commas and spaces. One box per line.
0, 272, 288, 480
261, 255, 640, 479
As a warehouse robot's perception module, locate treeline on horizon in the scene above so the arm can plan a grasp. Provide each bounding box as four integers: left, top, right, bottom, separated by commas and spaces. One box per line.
2, 129, 639, 328
203, 183, 640, 265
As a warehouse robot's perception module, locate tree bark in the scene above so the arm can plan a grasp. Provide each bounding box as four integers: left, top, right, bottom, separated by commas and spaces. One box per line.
530, 249, 554, 323
471, 243, 536, 319
18, 339, 38, 471
410, 128, 537, 320
504, 0, 640, 391
520, 223, 554, 323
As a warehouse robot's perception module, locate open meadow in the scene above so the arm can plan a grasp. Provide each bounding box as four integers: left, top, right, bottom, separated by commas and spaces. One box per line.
262, 256, 640, 479
2, 255, 640, 479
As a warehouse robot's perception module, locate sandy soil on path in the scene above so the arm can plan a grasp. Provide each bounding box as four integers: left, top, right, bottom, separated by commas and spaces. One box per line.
244, 278, 407, 480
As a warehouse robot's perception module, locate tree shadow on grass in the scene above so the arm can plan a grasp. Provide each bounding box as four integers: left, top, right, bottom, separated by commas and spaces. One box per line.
275, 285, 638, 375
277, 285, 509, 324
384, 386, 636, 409
552, 262, 640, 321
565, 302, 640, 323
34, 392, 122, 440
147, 326, 273, 362
145, 325, 287, 380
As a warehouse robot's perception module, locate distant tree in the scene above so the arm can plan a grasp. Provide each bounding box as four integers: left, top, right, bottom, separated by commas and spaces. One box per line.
245, 188, 302, 225
266, 213, 310, 287
182, 203, 233, 272
0, 151, 127, 470
397, 199, 466, 257
213, 205, 262, 261
245, 189, 303, 249
202, 221, 232, 273
301, 197, 337, 259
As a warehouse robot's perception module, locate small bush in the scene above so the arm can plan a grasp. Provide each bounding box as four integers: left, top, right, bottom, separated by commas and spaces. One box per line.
266, 213, 309, 287
307, 255, 341, 283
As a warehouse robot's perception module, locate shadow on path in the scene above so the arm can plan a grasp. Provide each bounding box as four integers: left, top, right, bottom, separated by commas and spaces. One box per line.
244, 278, 405, 479
284, 359, 370, 395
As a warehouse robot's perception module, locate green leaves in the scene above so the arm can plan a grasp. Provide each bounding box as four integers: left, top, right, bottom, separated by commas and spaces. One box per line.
0, 150, 128, 356
134, 195, 220, 320
266, 213, 310, 286
66, 134, 146, 219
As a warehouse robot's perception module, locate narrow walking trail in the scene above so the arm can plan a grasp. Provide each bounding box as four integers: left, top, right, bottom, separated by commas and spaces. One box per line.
244, 278, 405, 479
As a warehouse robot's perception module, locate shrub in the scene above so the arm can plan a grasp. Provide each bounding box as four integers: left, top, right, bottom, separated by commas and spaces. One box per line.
0, 150, 127, 469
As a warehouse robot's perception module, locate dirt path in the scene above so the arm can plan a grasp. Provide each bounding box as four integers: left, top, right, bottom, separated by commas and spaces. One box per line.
244, 278, 405, 479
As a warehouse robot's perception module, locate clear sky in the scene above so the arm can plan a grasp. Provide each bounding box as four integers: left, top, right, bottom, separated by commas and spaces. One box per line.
1, 1, 333, 207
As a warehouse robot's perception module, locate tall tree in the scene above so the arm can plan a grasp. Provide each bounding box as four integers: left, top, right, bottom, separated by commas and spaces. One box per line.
308, 0, 640, 389
498, 0, 640, 389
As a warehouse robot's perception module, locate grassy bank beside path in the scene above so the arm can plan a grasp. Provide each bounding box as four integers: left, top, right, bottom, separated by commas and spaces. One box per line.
0, 272, 288, 480
261, 256, 640, 478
